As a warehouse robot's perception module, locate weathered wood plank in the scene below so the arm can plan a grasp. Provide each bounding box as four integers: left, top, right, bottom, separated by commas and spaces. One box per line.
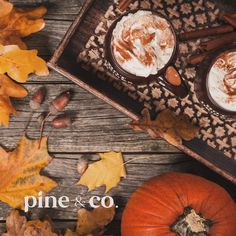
0, 84, 179, 153
0, 153, 193, 220
11, 0, 85, 21
0, 153, 235, 221
25, 20, 72, 57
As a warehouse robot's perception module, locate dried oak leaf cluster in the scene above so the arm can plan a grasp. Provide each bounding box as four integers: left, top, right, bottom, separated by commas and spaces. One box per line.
4, 204, 115, 236
0, 0, 48, 127
66, 201, 115, 236
3, 210, 57, 236
131, 108, 199, 147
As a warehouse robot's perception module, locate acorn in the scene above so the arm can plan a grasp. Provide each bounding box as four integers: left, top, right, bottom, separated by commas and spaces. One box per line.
77, 156, 89, 175
49, 90, 72, 114
29, 87, 46, 110
50, 115, 72, 129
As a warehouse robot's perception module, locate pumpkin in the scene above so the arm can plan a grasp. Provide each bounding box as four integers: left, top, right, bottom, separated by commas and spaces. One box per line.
121, 172, 236, 236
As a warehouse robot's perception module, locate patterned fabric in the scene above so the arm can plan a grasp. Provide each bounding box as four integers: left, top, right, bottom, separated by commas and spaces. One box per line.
78, 0, 236, 159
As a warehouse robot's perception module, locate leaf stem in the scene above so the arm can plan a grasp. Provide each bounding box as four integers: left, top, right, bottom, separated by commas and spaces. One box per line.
38, 111, 51, 149
123, 156, 151, 165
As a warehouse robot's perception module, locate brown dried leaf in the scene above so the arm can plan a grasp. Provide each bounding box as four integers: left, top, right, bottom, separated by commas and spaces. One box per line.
66, 202, 115, 236
0, 4, 47, 49
130, 108, 199, 147
159, 128, 182, 147
3, 210, 57, 236
130, 108, 159, 139
175, 115, 199, 141
155, 109, 176, 129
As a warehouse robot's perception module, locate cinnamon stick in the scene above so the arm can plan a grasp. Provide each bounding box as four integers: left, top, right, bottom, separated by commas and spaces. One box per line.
189, 32, 236, 65
219, 11, 236, 21
201, 32, 236, 51
221, 15, 236, 27
118, 0, 134, 12
179, 25, 234, 41
188, 51, 210, 65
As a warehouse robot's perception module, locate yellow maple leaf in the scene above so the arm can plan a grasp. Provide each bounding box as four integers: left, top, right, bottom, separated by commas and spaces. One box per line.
0, 136, 58, 209
0, 74, 28, 127
65, 202, 115, 236
3, 210, 58, 236
78, 152, 126, 193
0, 44, 49, 83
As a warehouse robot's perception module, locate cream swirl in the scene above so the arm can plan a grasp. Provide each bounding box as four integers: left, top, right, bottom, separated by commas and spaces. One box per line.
111, 10, 175, 77
207, 51, 236, 112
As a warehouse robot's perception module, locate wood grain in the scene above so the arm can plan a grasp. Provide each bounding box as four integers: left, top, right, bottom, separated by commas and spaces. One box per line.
0, 1, 236, 236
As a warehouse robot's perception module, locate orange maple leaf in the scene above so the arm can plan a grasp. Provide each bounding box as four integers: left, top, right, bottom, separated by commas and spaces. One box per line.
0, 136, 58, 209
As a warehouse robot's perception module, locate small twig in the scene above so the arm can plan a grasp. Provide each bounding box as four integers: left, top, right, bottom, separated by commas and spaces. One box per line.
38, 112, 51, 149
200, 32, 236, 51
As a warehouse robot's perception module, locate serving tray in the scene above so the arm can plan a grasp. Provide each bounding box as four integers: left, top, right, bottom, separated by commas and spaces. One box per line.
48, 0, 236, 184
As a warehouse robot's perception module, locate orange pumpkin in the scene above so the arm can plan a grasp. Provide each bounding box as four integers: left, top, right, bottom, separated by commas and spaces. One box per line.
121, 172, 236, 236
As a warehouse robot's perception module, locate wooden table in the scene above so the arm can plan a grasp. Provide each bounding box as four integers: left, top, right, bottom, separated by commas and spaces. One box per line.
0, 1, 235, 235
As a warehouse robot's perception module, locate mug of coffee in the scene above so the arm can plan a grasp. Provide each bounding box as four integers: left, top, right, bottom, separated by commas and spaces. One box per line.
195, 44, 236, 119
104, 9, 189, 98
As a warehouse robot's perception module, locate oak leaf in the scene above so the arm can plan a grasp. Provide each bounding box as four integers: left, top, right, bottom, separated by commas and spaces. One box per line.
0, 3, 47, 49
3, 210, 58, 236
78, 152, 126, 193
0, 0, 13, 18
0, 74, 28, 126
65, 202, 115, 236
130, 108, 199, 146
0, 136, 58, 209
0, 44, 49, 83
0, 95, 16, 127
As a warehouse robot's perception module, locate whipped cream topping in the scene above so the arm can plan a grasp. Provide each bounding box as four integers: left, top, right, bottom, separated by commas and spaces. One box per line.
207, 51, 236, 112
111, 10, 175, 77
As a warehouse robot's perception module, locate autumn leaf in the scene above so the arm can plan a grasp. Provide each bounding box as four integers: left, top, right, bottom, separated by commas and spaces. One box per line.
0, 44, 49, 83
0, 2, 47, 49
3, 210, 58, 236
78, 152, 126, 193
0, 2, 48, 127
0, 0, 13, 18
0, 95, 16, 127
0, 74, 28, 126
131, 108, 199, 146
0, 74, 28, 98
130, 108, 160, 139
0, 136, 58, 209
65, 202, 115, 236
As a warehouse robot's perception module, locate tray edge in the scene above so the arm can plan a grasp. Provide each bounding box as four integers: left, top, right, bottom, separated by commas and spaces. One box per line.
48, 0, 236, 185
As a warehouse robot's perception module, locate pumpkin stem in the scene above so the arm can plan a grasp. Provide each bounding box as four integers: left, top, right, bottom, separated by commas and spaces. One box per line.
171, 206, 212, 236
